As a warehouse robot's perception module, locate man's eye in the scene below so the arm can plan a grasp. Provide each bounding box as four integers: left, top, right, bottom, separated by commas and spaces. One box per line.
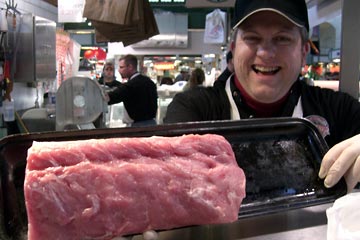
274, 36, 292, 45
243, 36, 261, 43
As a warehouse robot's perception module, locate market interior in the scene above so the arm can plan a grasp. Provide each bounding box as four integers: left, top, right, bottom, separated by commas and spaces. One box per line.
0, 0, 357, 135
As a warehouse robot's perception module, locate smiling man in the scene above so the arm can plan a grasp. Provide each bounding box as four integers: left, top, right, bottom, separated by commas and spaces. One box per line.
164, 0, 360, 193
232, 11, 308, 104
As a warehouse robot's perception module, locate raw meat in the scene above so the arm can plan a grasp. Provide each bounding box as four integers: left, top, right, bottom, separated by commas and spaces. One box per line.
24, 134, 246, 240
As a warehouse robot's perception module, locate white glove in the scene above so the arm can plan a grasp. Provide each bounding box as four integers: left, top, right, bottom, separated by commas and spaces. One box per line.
319, 134, 360, 192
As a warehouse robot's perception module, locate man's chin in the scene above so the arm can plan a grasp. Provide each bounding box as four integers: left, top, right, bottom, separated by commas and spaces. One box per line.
252, 91, 284, 104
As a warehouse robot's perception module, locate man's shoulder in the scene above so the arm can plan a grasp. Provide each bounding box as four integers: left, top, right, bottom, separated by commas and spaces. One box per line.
164, 86, 230, 123
130, 74, 155, 85
216, 68, 232, 83
299, 80, 354, 99
175, 86, 226, 102
298, 80, 360, 112
132, 73, 148, 80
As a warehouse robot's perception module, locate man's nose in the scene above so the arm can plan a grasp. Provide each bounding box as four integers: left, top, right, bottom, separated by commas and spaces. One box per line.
256, 40, 276, 59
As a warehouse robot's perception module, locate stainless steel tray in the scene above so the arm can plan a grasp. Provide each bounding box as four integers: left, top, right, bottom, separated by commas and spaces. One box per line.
0, 117, 347, 239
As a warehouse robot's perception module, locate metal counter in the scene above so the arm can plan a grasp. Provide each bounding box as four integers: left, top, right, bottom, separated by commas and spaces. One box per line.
133, 203, 331, 240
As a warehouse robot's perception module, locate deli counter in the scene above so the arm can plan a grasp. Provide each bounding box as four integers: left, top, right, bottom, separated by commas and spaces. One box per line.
15, 76, 184, 134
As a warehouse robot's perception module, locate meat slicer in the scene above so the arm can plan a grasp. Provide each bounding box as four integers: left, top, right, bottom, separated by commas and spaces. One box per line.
55, 76, 107, 131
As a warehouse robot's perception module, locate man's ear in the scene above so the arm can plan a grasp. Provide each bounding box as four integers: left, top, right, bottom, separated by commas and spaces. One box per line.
302, 40, 311, 66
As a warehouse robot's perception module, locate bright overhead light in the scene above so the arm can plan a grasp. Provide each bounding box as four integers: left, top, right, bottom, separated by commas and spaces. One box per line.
71, 30, 94, 34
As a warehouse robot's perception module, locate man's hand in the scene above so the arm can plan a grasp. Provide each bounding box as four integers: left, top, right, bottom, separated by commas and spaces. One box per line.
103, 91, 110, 103
319, 134, 360, 192
142, 230, 158, 240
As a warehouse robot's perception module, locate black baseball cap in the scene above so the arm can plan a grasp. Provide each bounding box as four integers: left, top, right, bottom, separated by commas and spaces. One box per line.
232, 0, 309, 32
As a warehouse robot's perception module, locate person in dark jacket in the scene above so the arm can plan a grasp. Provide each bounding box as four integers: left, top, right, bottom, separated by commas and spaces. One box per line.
106, 54, 158, 127
164, 0, 360, 192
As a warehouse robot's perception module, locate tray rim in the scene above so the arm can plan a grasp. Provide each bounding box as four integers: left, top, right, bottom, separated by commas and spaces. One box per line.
0, 117, 328, 146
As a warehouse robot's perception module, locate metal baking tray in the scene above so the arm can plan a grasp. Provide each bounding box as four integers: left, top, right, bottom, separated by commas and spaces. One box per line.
0, 117, 347, 239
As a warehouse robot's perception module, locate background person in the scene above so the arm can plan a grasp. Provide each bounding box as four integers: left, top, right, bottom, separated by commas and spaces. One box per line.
164, 0, 360, 192
174, 68, 190, 82
98, 61, 122, 90
106, 54, 158, 127
183, 68, 205, 91
160, 76, 174, 86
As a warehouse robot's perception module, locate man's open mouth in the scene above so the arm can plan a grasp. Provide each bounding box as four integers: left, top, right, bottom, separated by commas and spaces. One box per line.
252, 65, 281, 75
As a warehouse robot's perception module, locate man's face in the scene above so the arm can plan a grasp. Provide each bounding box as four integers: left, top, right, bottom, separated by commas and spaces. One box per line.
232, 11, 309, 103
118, 59, 129, 79
103, 65, 114, 78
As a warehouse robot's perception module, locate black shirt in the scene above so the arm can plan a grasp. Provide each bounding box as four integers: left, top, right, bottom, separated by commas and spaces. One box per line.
98, 77, 122, 89
164, 77, 360, 148
214, 67, 232, 88
108, 73, 158, 122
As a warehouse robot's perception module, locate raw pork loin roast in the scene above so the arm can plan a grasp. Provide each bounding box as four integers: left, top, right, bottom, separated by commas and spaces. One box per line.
24, 134, 246, 240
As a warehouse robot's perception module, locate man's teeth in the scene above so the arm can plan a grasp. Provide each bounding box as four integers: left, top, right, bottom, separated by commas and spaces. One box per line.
254, 66, 279, 73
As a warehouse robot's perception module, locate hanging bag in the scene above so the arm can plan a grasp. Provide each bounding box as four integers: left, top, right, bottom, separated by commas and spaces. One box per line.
204, 9, 227, 44
83, 0, 159, 46
82, 0, 139, 25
